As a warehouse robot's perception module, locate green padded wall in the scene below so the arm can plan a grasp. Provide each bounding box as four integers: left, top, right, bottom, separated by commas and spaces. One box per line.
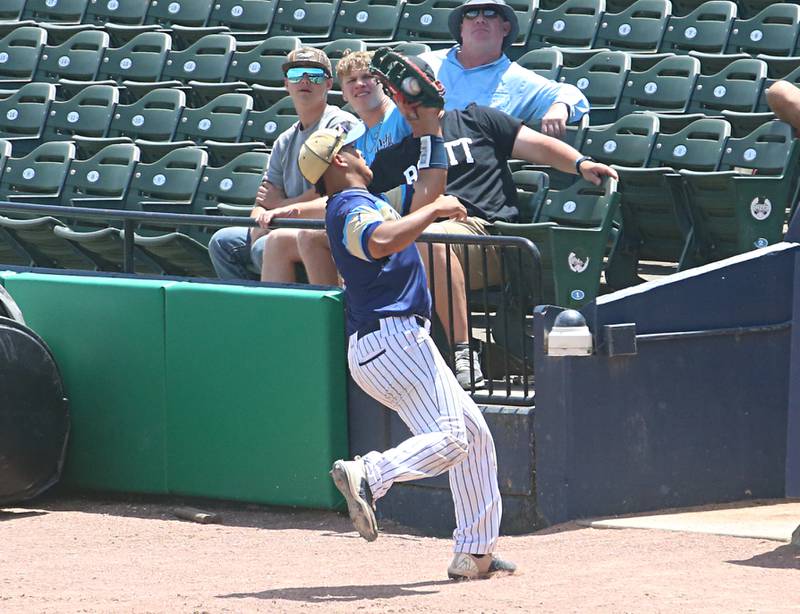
1, 271, 171, 493
0, 271, 349, 509
163, 282, 348, 508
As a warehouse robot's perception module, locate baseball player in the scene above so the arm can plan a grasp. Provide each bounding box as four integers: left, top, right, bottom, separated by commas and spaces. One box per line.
294, 103, 517, 579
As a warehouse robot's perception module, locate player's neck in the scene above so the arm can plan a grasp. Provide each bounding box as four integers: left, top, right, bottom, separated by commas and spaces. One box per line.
359, 98, 391, 129
457, 45, 503, 69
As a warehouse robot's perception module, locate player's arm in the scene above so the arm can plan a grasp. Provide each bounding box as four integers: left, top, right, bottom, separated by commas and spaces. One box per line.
368, 195, 466, 259
511, 125, 619, 185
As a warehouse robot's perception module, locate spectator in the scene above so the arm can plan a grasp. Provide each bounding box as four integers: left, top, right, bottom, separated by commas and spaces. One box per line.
420, 0, 589, 137
337, 51, 411, 164
208, 47, 356, 283
261, 57, 617, 389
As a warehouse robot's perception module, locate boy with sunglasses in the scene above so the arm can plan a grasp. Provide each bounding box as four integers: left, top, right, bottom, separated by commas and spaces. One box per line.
208, 47, 357, 283
420, 0, 589, 138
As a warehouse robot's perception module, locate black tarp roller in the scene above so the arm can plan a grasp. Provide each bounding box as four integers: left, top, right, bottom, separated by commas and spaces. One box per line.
0, 286, 69, 505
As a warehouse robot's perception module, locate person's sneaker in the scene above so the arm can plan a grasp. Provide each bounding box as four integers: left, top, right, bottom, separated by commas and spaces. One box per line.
447, 552, 517, 580
330, 456, 378, 542
454, 344, 485, 390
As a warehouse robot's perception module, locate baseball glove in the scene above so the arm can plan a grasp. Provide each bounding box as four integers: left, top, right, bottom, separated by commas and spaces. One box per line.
370, 47, 445, 109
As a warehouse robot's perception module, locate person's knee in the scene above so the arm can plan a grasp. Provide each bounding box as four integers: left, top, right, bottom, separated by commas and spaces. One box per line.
767, 80, 800, 113
209, 227, 243, 261
296, 229, 326, 252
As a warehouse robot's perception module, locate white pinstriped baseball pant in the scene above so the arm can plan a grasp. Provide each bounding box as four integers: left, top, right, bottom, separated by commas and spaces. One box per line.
348, 315, 502, 554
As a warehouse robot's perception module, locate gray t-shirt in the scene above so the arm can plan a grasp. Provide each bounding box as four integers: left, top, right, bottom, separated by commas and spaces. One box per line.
266, 104, 358, 197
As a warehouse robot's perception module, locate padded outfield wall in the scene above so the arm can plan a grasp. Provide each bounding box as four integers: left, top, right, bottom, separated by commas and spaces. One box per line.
0, 271, 349, 509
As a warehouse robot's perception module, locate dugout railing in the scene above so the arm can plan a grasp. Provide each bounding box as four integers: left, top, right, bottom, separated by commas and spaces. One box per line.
0, 200, 541, 406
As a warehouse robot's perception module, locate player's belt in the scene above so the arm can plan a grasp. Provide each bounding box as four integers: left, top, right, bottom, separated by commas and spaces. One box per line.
356, 315, 427, 340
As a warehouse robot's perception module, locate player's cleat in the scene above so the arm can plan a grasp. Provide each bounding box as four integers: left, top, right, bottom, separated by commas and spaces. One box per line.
455, 345, 485, 390
330, 456, 379, 542
447, 552, 517, 580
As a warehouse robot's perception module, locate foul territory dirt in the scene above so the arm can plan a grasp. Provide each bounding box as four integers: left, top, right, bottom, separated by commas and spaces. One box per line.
1, 495, 798, 613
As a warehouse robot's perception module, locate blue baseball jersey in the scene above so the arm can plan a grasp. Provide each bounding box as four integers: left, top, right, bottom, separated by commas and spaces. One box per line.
326, 188, 431, 335
353, 103, 412, 165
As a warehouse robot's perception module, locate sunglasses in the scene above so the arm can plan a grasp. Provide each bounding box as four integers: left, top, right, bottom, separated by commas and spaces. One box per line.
463, 7, 501, 20
285, 67, 329, 84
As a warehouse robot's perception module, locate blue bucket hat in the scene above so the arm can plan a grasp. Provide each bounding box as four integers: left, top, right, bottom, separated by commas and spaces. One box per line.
448, 0, 520, 51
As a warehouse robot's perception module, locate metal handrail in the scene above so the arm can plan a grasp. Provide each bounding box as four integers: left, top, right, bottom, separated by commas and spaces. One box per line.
0, 200, 542, 406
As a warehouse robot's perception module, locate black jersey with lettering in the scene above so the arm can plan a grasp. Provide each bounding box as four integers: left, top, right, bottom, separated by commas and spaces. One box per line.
368, 103, 523, 223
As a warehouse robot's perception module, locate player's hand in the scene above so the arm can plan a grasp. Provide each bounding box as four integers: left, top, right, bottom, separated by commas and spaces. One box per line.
579, 161, 619, 186
432, 195, 467, 221
540, 103, 569, 138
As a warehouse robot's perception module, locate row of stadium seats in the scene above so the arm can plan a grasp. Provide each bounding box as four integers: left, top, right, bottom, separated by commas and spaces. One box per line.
504, 115, 800, 302
3, 0, 798, 46
0, 140, 267, 275
0, 111, 796, 304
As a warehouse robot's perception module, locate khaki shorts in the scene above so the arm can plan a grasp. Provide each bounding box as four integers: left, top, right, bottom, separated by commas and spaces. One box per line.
425, 216, 502, 290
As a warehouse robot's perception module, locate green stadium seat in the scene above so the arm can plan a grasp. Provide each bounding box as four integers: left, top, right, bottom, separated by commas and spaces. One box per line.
511, 169, 550, 223
83, 0, 150, 26
726, 3, 800, 57
720, 110, 777, 136
526, 0, 604, 51
106, 87, 184, 142
517, 48, 564, 81
659, 1, 737, 55
0, 141, 76, 202
558, 50, 630, 124
687, 57, 766, 115
679, 120, 800, 266
226, 36, 302, 93
206, 0, 278, 40
161, 33, 235, 84
669, 0, 715, 16
41, 83, 119, 141
62, 142, 140, 208
607, 117, 731, 288
0, 215, 96, 269
0, 139, 32, 266
617, 54, 700, 116
173, 92, 252, 144
22, 0, 89, 24
493, 177, 621, 309
125, 146, 207, 212
323, 38, 368, 88
0, 83, 57, 154
241, 96, 299, 148
687, 50, 749, 76
331, 0, 405, 41
394, 0, 458, 46
269, 0, 341, 40
202, 141, 268, 167
51, 225, 162, 273
96, 31, 171, 84
0, 0, 26, 22
34, 29, 109, 83
102, 23, 163, 47
594, 0, 671, 52
579, 112, 659, 167
0, 26, 47, 88
144, 0, 213, 28
195, 150, 269, 217
738, 0, 796, 19
645, 110, 706, 133
132, 231, 215, 276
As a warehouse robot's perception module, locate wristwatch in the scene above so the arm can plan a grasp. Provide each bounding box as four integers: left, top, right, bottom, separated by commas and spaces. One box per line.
575, 155, 594, 174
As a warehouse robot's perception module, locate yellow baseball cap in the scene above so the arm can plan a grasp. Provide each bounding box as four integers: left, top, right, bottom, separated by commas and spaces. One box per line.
298, 121, 366, 184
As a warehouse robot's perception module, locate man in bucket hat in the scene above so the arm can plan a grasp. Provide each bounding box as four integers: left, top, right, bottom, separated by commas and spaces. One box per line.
420, 0, 588, 137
